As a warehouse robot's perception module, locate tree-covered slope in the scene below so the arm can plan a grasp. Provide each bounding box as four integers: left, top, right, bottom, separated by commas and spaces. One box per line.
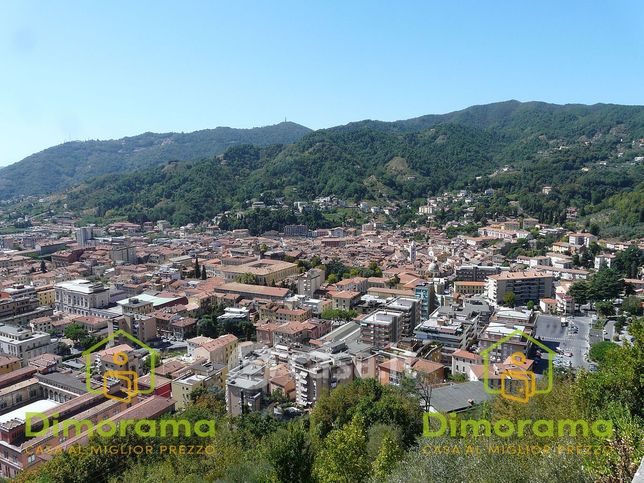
331, 100, 644, 140
0, 122, 311, 199
30, 101, 642, 235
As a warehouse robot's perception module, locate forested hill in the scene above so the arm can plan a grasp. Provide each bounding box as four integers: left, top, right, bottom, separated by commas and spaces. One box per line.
61, 101, 644, 238
330, 100, 644, 139
0, 121, 311, 199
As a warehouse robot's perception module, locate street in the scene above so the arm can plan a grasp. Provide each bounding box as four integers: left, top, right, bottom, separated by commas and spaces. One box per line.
533, 314, 593, 371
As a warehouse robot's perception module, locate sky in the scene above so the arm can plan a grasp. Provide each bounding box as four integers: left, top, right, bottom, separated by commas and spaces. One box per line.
0, 0, 643, 166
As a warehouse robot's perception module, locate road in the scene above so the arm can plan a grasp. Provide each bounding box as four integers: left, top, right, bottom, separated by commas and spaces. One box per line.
533, 314, 592, 371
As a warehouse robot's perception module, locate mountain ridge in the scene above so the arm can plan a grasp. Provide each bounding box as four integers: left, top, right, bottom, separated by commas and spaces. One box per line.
0, 121, 312, 199
58, 101, 644, 238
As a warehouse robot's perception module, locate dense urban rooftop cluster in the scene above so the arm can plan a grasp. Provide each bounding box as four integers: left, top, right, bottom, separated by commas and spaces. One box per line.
0, 205, 641, 478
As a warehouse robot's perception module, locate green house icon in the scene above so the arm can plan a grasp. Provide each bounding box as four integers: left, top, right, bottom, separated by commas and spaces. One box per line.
82, 329, 158, 400
481, 329, 555, 402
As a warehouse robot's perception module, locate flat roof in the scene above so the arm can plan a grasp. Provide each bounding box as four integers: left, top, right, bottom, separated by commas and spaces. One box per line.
54, 279, 107, 294
0, 399, 60, 424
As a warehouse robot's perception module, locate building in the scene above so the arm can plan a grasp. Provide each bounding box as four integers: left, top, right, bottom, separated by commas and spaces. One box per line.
359, 310, 402, 349
215, 283, 290, 302
594, 254, 615, 270
90, 343, 147, 377
290, 349, 354, 407
383, 297, 420, 336
486, 271, 554, 306
54, 279, 110, 316
568, 232, 598, 248
76, 226, 93, 247
226, 362, 269, 415
0, 326, 52, 362
454, 281, 486, 296
35, 286, 55, 307
171, 363, 226, 410
109, 246, 137, 264
413, 300, 491, 361
119, 297, 154, 316
0, 355, 21, 375
219, 259, 299, 285
539, 298, 558, 314
415, 282, 437, 320
335, 277, 368, 294
0, 289, 39, 323
189, 334, 239, 368
328, 291, 362, 311
451, 349, 482, 374
297, 268, 325, 297
283, 225, 309, 237
478, 323, 530, 361
109, 314, 157, 344
455, 265, 501, 282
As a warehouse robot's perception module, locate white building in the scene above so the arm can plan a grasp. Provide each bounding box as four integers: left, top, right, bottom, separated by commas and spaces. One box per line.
0, 325, 53, 361
54, 279, 110, 316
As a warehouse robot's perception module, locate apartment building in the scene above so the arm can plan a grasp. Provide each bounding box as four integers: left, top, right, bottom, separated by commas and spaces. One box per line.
455, 265, 501, 282
290, 349, 354, 407
454, 281, 486, 296
54, 279, 110, 316
108, 314, 157, 344
383, 297, 420, 337
0, 326, 52, 362
486, 271, 554, 306
359, 310, 402, 349
226, 362, 269, 416
478, 323, 530, 361
328, 291, 362, 311
190, 334, 239, 368
296, 268, 325, 297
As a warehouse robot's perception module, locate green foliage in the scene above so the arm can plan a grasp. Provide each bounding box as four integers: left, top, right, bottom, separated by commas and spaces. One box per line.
265, 422, 315, 483
503, 291, 516, 308
314, 416, 371, 483
570, 267, 624, 306
588, 340, 620, 364
387, 274, 400, 288
321, 308, 357, 321
569, 281, 590, 306
372, 433, 405, 480
0, 123, 311, 199
63, 323, 87, 343
143, 350, 161, 371
622, 296, 643, 316
589, 267, 624, 301
595, 300, 614, 317
41, 101, 643, 239
577, 317, 644, 418
310, 379, 423, 447
234, 272, 259, 285
613, 246, 644, 279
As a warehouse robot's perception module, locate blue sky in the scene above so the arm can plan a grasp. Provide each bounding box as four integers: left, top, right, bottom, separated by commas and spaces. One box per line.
1, 0, 643, 166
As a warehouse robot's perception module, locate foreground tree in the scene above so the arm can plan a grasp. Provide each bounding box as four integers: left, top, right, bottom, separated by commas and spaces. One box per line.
314, 416, 371, 483
265, 422, 315, 483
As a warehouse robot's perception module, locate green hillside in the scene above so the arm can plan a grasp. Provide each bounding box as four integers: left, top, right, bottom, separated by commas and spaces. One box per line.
0, 122, 312, 199
44, 101, 644, 236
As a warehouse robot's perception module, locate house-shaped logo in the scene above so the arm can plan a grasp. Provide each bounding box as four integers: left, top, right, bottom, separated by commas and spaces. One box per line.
82, 329, 158, 403
481, 329, 555, 403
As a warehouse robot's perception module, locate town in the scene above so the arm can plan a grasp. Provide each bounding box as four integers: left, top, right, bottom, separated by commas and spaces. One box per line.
0, 196, 641, 479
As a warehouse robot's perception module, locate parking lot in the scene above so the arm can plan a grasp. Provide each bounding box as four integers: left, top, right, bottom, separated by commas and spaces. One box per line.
533, 314, 593, 371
